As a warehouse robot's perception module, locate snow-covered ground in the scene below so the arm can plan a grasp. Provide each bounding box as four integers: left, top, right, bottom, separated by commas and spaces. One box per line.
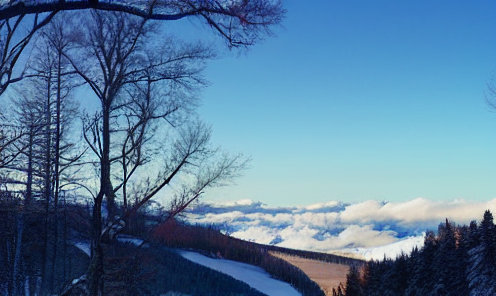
179, 251, 302, 296
73, 239, 302, 296
116, 234, 149, 247
340, 235, 425, 261
72, 235, 145, 258
73, 241, 90, 257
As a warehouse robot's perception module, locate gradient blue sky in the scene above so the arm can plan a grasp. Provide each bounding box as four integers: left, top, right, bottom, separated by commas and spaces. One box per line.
195, 0, 496, 206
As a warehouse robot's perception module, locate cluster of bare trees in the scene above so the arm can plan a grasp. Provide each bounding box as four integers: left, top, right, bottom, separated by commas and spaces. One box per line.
0, 1, 285, 295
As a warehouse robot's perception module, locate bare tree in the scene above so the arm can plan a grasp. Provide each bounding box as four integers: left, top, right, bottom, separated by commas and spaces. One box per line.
0, 16, 83, 295
0, 0, 284, 48
0, 109, 26, 170
0, 12, 58, 95
55, 10, 250, 295
0, 2, 284, 295
0, 0, 284, 97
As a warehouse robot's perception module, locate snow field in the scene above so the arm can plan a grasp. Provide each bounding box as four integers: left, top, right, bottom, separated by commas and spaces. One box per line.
179, 250, 302, 296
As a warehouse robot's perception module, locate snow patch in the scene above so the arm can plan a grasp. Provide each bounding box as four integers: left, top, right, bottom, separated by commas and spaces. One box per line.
73, 242, 90, 257
117, 234, 148, 247
342, 235, 425, 261
179, 250, 302, 296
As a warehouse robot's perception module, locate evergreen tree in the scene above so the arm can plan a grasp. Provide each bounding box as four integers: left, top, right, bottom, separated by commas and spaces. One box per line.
362, 260, 384, 296
345, 266, 364, 296
354, 212, 496, 296
404, 246, 420, 296
402, 231, 437, 296
467, 210, 496, 295
392, 252, 410, 295
453, 225, 470, 296
432, 219, 458, 295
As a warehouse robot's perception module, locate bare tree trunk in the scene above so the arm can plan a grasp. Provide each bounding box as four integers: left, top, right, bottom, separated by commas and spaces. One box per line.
87, 100, 114, 296
24, 275, 29, 296
26, 131, 34, 206
41, 70, 53, 296
35, 276, 41, 296
88, 194, 104, 296
50, 49, 63, 295
13, 213, 24, 296
102, 102, 116, 221
44, 71, 52, 210
41, 200, 49, 296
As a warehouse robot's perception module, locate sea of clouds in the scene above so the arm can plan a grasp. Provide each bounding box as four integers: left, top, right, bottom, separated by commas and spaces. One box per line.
184, 198, 496, 260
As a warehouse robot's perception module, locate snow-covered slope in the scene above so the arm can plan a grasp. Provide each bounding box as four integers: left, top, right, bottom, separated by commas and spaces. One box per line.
179, 251, 302, 296
74, 238, 302, 296
340, 235, 425, 261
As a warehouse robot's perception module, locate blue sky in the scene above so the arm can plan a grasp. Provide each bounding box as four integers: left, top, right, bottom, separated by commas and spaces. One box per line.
196, 0, 496, 206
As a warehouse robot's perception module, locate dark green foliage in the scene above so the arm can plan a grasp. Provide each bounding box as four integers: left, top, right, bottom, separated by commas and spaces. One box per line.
467, 210, 496, 295
345, 266, 363, 296
345, 211, 496, 296
362, 260, 385, 296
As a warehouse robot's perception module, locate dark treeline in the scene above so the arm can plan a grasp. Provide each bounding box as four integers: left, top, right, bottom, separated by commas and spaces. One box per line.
151, 218, 328, 296
0, 192, 269, 296
260, 241, 365, 267
98, 242, 269, 296
339, 210, 496, 296
0, 191, 91, 295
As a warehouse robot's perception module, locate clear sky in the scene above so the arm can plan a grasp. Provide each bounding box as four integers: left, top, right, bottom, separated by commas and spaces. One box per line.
195, 0, 496, 206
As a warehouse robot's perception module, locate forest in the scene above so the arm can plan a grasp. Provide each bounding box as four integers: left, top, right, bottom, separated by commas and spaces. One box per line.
0, 194, 275, 296
0, 1, 285, 295
337, 210, 496, 296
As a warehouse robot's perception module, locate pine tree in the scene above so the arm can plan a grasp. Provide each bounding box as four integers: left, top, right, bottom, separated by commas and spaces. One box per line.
432, 219, 458, 295
404, 246, 420, 296
467, 210, 496, 295
362, 261, 384, 296
405, 231, 437, 296
345, 266, 364, 296
453, 225, 470, 296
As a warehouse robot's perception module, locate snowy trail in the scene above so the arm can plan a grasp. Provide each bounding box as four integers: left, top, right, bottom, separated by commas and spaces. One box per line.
74, 238, 302, 296
179, 251, 302, 296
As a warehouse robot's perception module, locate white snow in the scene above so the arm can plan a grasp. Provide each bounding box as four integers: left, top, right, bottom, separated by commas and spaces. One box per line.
116, 234, 149, 248
73, 242, 90, 257
72, 236, 148, 259
179, 251, 302, 296
341, 235, 425, 261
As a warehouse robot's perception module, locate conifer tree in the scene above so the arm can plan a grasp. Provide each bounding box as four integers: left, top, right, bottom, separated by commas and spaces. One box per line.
432, 219, 458, 295
467, 210, 496, 295
345, 266, 364, 296
453, 225, 470, 296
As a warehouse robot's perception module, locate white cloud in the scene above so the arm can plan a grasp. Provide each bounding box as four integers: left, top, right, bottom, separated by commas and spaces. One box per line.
231, 226, 278, 245
334, 225, 398, 249
185, 198, 496, 258
340, 198, 496, 226
304, 200, 341, 211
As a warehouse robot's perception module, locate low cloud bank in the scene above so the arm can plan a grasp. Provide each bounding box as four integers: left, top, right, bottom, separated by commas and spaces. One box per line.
184, 198, 496, 256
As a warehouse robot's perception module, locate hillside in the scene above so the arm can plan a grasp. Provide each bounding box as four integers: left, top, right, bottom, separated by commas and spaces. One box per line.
180, 250, 301, 296
270, 252, 349, 296
0, 197, 363, 296
150, 218, 365, 296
